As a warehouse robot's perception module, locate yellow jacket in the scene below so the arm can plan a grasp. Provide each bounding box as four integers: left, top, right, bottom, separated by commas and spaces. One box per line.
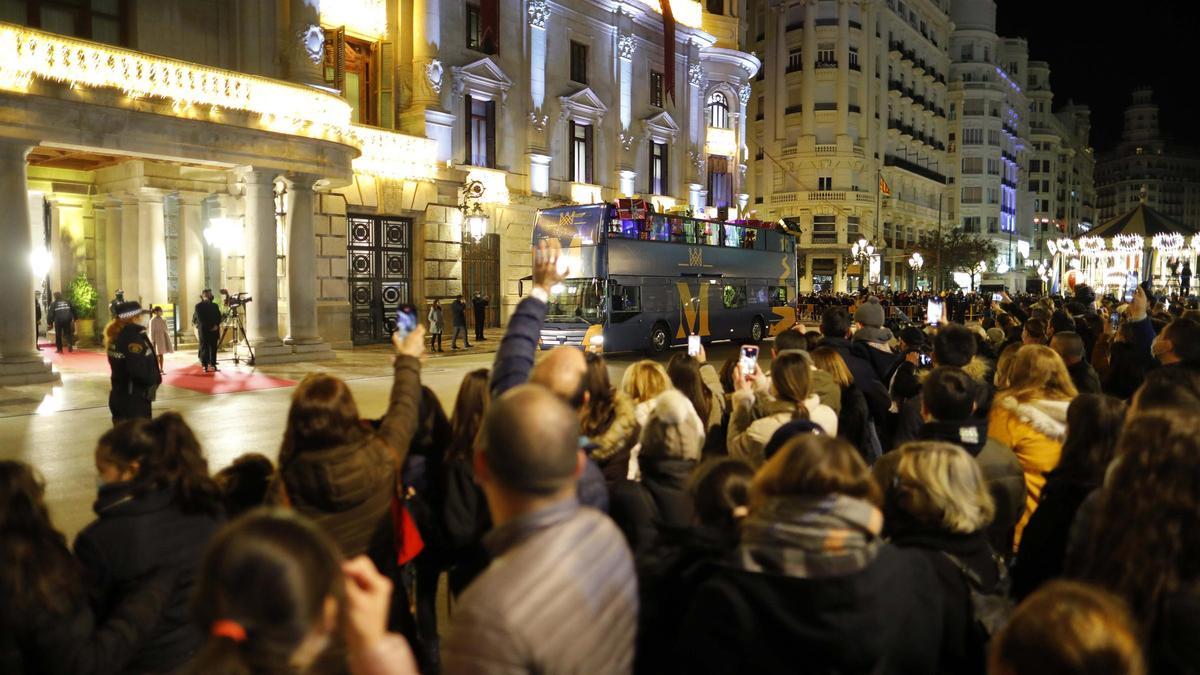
988, 395, 1070, 550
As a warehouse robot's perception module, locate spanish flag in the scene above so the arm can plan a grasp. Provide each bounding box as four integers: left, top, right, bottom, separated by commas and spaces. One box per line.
879, 175, 891, 196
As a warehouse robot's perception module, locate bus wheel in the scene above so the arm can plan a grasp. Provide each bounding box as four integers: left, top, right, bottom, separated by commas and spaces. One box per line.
649, 323, 670, 353
750, 318, 765, 343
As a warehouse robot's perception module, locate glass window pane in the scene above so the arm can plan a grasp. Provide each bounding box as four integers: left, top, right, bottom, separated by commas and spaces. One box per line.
93, 0, 120, 14
0, 0, 26, 24
41, 6, 78, 36
344, 73, 361, 123
92, 16, 120, 44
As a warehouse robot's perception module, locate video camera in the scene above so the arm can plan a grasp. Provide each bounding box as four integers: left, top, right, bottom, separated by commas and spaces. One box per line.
219, 289, 253, 309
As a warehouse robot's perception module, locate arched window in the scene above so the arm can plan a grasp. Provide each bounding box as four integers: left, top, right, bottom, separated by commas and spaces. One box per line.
707, 92, 729, 129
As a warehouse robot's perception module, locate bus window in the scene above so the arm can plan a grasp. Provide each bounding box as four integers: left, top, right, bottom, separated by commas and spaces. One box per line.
723, 224, 743, 248
768, 286, 789, 307
546, 279, 605, 324
668, 217, 686, 243
610, 283, 641, 322
722, 283, 747, 309
743, 228, 758, 250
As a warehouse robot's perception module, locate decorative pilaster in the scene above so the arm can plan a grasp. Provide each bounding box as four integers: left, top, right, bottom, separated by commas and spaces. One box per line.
241, 169, 290, 359
284, 173, 334, 359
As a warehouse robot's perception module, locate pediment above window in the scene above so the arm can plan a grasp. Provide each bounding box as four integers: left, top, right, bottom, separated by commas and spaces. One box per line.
559, 87, 608, 125
642, 111, 680, 144
451, 57, 514, 102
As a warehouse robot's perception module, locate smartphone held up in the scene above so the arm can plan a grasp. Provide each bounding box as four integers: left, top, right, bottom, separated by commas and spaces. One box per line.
394, 304, 418, 339
688, 334, 702, 357
739, 345, 759, 377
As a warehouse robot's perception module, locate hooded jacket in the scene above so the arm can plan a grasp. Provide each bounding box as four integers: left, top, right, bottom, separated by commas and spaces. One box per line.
276, 355, 421, 557
988, 395, 1070, 549
892, 356, 995, 448
727, 392, 839, 467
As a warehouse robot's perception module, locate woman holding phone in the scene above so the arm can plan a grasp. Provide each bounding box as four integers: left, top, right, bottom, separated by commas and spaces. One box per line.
726, 352, 838, 467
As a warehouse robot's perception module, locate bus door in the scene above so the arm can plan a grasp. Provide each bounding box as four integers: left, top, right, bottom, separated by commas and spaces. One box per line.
674, 276, 716, 343
607, 279, 644, 352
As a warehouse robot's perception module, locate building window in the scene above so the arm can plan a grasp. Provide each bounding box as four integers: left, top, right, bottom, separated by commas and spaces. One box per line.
812, 215, 837, 243
987, 187, 999, 204
707, 92, 730, 129
818, 176, 832, 191
570, 41, 589, 84
987, 158, 1001, 175
569, 121, 593, 183
987, 129, 1000, 146
650, 142, 669, 195
963, 216, 980, 232
707, 155, 732, 207
849, 46, 859, 69
817, 43, 836, 67
961, 186, 982, 203
466, 4, 481, 49
788, 48, 803, 72
963, 128, 983, 145
465, 96, 496, 168
324, 30, 378, 126
960, 44, 974, 61
987, 216, 999, 233
2, 0, 127, 44
962, 157, 983, 174
463, 1, 498, 53
650, 71, 664, 107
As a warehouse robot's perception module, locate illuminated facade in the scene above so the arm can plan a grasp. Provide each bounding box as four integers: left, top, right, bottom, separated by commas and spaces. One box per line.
1095, 87, 1200, 232
747, 0, 954, 293
0, 0, 758, 382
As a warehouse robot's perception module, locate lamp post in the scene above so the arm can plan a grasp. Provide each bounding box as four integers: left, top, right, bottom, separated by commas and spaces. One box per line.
850, 237, 876, 293
459, 180, 490, 243
908, 251, 924, 290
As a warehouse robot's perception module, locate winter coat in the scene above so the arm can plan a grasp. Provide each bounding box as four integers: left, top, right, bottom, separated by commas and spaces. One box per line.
836, 383, 877, 462
988, 395, 1070, 549
892, 357, 995, 448
677, 544, 943, 675
634, 525, 738, 675
275, 355, 422, 557
440, 455, 492, 597
427, 306, 444, 334
1011, 474, 1096, 600
588, 391, 640, 463
820, 336, 892, 422
727, 392, 839, 467
1066, 359, 1101, 395
609, 457, 696, 556
73, 485, 221, 674
148, 316, 173, 355
450, 299, 468, 327
0, 568, 174, 675
889, 527, 1000, 675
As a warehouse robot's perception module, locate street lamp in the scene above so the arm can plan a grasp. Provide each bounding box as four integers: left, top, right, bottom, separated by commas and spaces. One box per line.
908, 252, 924, 290
850, 237, 876, 292
459, 180, 490, 243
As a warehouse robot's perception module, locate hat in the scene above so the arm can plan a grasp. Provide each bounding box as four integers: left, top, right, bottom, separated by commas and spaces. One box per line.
854, 297, 885, 328
763, 419, 824, 461
114, 300, 144, 320
639, 390, 705, 463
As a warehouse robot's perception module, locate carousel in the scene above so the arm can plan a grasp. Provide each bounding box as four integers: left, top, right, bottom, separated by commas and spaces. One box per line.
1046, 202, 1198, 297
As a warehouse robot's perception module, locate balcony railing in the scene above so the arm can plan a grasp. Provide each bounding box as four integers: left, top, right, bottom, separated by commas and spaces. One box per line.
815, 60, 838, 69
785, 104, 803, 115
884, 154, 947, 184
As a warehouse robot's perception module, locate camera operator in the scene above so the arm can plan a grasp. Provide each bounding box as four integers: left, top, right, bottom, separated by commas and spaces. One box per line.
195, 289, 222, 373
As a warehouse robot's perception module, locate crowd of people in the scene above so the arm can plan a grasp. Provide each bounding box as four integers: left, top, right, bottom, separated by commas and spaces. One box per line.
5, 240, 1200, 674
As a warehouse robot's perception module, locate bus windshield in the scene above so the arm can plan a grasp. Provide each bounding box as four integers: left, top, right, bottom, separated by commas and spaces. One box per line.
546, 279, 605, 324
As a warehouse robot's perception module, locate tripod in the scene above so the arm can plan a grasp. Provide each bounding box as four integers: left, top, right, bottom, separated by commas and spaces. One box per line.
218, 304, 256, 366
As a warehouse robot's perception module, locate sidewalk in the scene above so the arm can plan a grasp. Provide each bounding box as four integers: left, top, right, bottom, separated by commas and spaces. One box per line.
351, 326, 508, 358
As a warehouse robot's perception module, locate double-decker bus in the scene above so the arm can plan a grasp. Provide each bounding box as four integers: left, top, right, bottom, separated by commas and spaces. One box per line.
530, 201, 797, 353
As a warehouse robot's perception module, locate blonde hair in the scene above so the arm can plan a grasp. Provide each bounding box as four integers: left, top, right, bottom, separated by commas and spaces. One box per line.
990, 580, 1145, 675
892, 441, 995, 534
752, 434, 881, 510
994, 343, 1021, 390
1005, 344, 1078, 402
620, 360, 670, 403
810, 346, 853, 389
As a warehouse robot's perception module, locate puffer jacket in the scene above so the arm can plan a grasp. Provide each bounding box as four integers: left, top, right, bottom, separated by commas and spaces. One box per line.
588, 391, 640, 462
727, 392, 839, 467
988, 395, 1069, 550
276, 355, 421, 557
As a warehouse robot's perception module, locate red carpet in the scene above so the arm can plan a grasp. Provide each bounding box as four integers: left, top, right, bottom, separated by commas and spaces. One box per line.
38, 343, 296, 395
162, 365, 296, 395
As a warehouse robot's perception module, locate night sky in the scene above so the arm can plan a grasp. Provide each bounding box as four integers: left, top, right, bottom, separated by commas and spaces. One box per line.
996, 1, 1200, 153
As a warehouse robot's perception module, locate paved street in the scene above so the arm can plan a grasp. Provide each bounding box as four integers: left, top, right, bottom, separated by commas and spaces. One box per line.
0, 336, 763, 540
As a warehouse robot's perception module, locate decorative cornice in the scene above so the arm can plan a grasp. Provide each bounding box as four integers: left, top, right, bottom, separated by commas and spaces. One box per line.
528, 0, 549, 29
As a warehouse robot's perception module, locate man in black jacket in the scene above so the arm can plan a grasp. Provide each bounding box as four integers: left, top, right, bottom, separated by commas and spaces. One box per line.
193, 290, 223, 373
1051, 331, 1101, 394
451, 295, 470, 349
50, 291, 76, 353
472, 291, 489, 341
892, 323, 995, 447
818, 307, 891, 426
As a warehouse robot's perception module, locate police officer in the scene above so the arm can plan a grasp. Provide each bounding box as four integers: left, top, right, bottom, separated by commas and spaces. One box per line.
106, 300, 161, 423
49, 291, 76, 353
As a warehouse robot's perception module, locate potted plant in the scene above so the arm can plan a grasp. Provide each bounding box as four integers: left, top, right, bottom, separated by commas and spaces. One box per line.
66, 272, 99, 346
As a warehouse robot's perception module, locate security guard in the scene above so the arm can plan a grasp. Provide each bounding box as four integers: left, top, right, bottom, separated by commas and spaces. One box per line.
106, 300, 162, 423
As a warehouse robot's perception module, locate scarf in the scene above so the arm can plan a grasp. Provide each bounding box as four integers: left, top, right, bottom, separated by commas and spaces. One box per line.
738, 494, 883, 578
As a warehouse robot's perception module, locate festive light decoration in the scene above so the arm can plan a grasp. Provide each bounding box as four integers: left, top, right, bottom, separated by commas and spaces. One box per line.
0, 24, 351, 130
1112, 234, 1144, 252
1078, 236, 1106, 254
351, 125, 438, 182
0, 23, 440, 182
636, 0, 703, 29
1152, 232, 1185, 252
319, 0, 387, 40
1192, 235, 1200, 252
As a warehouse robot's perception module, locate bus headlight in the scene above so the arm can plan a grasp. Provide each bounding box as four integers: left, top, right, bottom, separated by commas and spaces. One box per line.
589, 335, 604, 346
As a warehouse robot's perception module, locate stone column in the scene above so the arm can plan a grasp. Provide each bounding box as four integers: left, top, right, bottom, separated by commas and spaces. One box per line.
137, 190, 168, 305
0, 139, 57, 385
102, 198, 121, 321
120, 193, 140, 301
801, 0, 816, 138
284, 174, 333, 359
241, 169, 290, 359
178, 193, 205, 323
